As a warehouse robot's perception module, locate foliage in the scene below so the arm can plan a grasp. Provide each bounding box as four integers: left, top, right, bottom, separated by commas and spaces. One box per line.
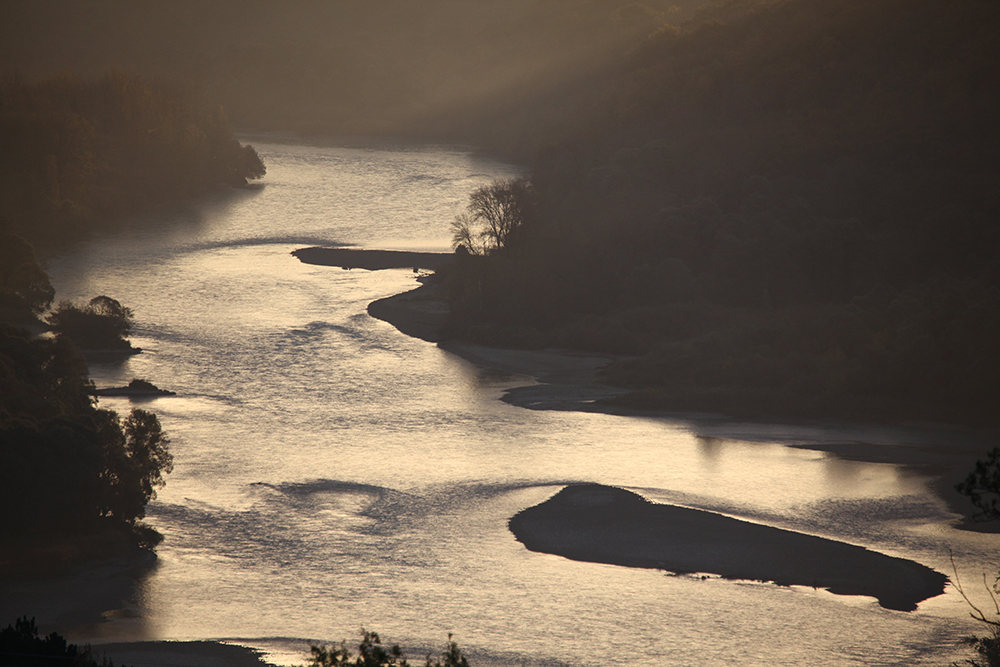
47, 296, 134, 351
0, 230, 54, 319
303, 631, 468, 667
957, 449, 1000, 521
127, 378, 158, 392
0, 616, 115, 667
451, 178, 536, 256
964, 625, 1000, 667
0, 252, 172, 550
952, 561, 1000, 667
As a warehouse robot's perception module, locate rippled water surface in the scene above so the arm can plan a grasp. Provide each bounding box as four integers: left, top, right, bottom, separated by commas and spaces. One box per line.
30, 139, 999, 666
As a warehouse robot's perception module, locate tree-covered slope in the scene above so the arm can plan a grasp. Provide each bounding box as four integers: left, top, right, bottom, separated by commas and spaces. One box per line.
0, 71, 264, 245
442, 0, 1000, 425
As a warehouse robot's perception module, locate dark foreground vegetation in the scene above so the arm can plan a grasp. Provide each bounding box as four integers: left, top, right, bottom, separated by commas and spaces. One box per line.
47, 296, 137, 352
952, 567, 1000, 667
303, 631, 468, 667
0, 66, 264, 571
0, 617, 128, 667
1, 214, 174, 576
439, 0, 1000, 427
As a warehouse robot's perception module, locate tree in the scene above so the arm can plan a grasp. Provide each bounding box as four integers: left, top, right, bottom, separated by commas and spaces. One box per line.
240, 144, 267, 180
0, 230, 55, 318
956, 448, 1000, 521
0, 617, 107, 667
100, 408, 174, 524
47, 295, 134, 351
303, 630, 469, 667
951, 558, 1000, 667
451, 178, 535, 256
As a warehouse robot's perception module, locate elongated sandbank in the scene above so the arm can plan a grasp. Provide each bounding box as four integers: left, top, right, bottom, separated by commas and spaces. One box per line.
364, 281, 994, 528
509, 484, 948, 612
292, 246, 452, 271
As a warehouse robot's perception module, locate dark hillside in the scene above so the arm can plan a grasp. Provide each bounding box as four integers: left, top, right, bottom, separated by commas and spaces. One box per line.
442, 0, 1000, 425
0, 0, 715, 152
0, 72, 264, 244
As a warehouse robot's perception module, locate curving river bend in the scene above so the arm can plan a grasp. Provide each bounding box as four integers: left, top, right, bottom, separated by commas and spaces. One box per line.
18, 138, 1000, 666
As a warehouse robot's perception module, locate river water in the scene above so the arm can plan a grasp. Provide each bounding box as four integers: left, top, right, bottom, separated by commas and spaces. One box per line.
31, 139, 1000, 666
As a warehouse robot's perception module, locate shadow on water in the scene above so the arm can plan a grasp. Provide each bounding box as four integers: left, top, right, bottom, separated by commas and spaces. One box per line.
0, 552, 159, 642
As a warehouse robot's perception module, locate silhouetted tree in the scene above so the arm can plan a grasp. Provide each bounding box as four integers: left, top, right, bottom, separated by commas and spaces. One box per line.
47, 295, 134, 351
302, 630, 469, 667
89, 408, 173, 525
451, 178, 535, 256
957, 448, 1000, 522
0, 617, 111, 667
952, 561, 1000, 667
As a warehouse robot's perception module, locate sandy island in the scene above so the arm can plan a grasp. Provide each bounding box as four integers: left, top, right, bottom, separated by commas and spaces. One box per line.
509, 484, 948, 612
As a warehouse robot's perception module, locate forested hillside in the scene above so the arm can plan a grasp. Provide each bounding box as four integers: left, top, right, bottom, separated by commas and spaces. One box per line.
442, 0, 1000, 425
0, 71, 264, 245
0, 0, 706, 150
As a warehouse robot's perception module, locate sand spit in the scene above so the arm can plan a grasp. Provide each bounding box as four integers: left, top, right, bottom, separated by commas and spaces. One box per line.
292, 246, 452, 271
509, 484, 949, 612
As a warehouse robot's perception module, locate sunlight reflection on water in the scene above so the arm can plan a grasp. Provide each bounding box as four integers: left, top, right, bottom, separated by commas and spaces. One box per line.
33, 140, 997, 666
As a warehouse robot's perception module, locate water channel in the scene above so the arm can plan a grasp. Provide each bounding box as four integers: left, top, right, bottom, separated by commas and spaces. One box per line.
22, 138, 1000, 666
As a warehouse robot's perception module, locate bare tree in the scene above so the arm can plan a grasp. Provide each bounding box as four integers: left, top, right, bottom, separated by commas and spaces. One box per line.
451, 177, 535, 255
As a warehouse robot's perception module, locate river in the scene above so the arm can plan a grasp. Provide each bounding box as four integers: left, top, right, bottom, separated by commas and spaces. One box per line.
18, 138, 1000, 666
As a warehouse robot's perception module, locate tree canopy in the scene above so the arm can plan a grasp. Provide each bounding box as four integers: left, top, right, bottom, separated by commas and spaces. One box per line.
47, 295, 135, 351
0, 229, 54, 320
0, 237, 172, 564
451, 178, 536, 256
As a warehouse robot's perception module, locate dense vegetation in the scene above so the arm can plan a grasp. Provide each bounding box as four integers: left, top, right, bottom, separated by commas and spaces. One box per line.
47, 295, 136, 352
0, 71, 264, 245
304, 631, 468, 667
0, 232, 173, 574
0, 617, 125, 667
440, 0, 1000, 425
957, 448, 1000, 522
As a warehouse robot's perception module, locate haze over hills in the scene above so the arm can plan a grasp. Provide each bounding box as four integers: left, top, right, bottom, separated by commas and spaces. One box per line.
0, 0, 711, 148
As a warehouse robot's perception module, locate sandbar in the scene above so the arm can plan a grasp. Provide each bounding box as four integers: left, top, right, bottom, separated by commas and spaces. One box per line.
509, 484, 949, 612
365, 281, 996, 527
292, 246, 452, 271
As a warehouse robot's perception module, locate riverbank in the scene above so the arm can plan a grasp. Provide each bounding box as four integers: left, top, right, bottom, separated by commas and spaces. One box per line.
509, 484, 948, 612
1, 553, 276, 667
366, 280, 996, 529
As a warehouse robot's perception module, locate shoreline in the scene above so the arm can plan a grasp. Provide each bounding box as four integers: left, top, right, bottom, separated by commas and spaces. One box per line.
367, 281, 996, 528
8, 272, 987, 666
